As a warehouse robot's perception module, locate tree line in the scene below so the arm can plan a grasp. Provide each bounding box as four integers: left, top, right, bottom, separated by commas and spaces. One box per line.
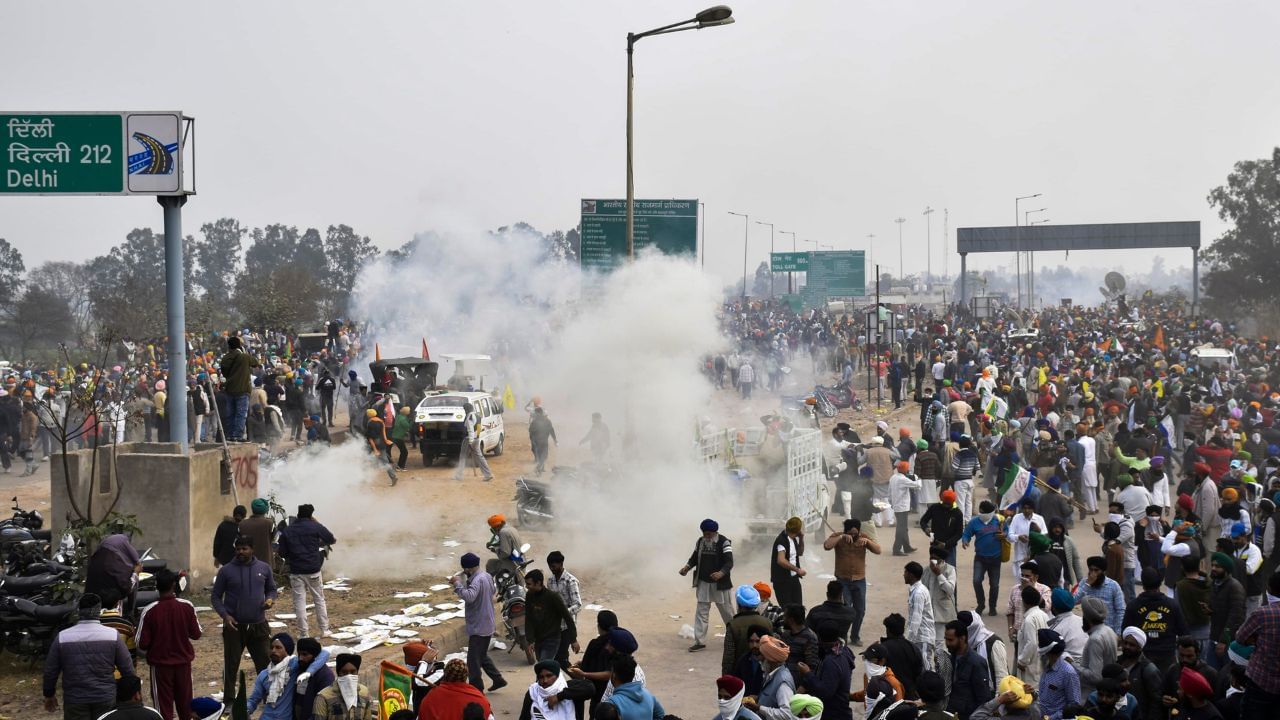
0, 219, 582, 362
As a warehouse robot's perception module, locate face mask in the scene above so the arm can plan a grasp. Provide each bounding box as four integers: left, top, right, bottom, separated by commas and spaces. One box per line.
1109, 513, 1125, 524
337, 675, 359, 709
719, 688, 745, 720
979, 512, 994, 524
864, 660, 886, 678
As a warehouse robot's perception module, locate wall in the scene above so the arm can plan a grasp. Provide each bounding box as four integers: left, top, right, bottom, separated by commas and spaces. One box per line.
50, 442, 264, 583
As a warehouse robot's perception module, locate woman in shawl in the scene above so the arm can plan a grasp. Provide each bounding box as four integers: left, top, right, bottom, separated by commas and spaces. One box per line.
84, 533, 140, 611
519, 660, 595, 720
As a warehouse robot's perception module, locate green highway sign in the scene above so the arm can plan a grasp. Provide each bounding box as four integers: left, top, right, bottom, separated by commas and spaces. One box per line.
579, 198, 698, 272
2, 112, 183, 195
801, 250, 866, 307
770, 251, 809, 272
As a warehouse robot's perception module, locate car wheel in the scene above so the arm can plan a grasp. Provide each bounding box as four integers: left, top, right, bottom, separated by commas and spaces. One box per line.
492, 434, 504, 456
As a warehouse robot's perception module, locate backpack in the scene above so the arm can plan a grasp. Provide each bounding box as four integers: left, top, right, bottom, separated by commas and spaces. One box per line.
983, 635, 1001, 693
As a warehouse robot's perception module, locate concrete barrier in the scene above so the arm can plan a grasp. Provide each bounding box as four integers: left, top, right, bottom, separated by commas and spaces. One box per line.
50, 442, 263, 582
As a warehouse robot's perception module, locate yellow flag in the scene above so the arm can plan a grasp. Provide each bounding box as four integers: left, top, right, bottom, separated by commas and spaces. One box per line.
503, 384, 516, 410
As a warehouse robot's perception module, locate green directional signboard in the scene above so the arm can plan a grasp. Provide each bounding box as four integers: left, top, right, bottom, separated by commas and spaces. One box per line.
2, 114, 123, 193
801, 250, 866, 307
579, 198, 698, 272
770, 251, 809, 272
2, 112, 183, 195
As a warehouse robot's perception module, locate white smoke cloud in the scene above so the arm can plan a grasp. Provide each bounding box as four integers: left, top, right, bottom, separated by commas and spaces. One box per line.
343, 230, 739, 588
262, 442, 431, 580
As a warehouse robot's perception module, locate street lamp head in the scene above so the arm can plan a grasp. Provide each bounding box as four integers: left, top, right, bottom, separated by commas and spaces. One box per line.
696, 5, 734, 25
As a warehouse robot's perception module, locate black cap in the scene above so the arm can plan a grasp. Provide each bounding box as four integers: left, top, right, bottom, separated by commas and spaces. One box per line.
862, 642, 887, 661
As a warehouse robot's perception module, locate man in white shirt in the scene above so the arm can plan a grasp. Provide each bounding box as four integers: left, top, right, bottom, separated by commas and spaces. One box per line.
1006, 499, 1046, 580
904, 561, 936, 670
1078, 429, 1098, 514
1015, 585, 1050, 685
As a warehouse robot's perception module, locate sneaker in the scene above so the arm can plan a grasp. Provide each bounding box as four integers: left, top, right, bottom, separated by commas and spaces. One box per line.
488, 678, 508, 692
688, 642, 706, 652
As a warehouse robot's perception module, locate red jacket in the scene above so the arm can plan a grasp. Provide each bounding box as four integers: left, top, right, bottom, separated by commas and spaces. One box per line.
1195, 444, 1233, 481
137, 595, 202, 665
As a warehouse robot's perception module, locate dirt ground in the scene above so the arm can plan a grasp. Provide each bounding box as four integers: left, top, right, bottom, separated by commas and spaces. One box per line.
0, 371, 1107, 719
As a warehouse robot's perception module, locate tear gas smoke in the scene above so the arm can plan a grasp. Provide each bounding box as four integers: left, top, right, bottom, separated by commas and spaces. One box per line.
336, 228, 748, 590
263, 442, 434, 580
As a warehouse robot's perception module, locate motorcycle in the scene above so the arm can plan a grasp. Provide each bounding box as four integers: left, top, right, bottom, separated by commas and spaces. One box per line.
811, 388, 838, 418
1, 498, 52, 564
815, 382, 862, 412
132, 548, 190, 613
491, 542, 534, 665
0, 593, 78, 661
514, 477, 552, 528
1, 497, 48, 538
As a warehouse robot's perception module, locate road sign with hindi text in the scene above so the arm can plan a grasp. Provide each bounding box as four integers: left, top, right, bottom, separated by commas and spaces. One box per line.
579, 198, 698, 272
1, 112, 184, 195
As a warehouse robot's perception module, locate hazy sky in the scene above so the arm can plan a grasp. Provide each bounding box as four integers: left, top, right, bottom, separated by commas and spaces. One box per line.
3, 1, 1278, 293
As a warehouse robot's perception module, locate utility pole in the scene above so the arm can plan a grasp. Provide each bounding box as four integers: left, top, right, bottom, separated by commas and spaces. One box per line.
779, 230, 796, 293
894, 217, 906, 281
866, 233, 875, 292
943, 208, 949, 280
923, 207, 934, 286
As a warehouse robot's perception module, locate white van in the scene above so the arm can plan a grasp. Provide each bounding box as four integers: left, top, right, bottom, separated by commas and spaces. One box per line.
414, 390, 506, 466
1190, 347, 1239, 373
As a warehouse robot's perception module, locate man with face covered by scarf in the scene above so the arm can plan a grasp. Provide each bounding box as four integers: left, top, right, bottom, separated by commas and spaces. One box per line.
313, 653, 375, 720
519, 660, 594, 720
714, 675, 761, 720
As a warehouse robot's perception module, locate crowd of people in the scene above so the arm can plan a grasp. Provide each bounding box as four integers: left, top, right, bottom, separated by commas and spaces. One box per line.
3, 320, 364, 477
26, 295, 1280, 720
681, 295, 1280, 720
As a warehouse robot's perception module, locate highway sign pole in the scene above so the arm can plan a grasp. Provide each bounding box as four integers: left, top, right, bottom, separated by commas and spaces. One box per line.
161, 195, 189, 452
2, 111, 193, 451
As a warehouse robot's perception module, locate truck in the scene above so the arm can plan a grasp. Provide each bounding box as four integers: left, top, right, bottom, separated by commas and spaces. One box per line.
698, 420, 829, 545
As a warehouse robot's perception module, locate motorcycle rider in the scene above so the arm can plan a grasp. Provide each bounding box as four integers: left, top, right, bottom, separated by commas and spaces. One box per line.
453, 552, 507, 693
486, 514, 526, 583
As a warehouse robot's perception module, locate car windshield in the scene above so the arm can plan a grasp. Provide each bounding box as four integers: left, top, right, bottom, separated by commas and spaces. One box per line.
419, 396, 467, 408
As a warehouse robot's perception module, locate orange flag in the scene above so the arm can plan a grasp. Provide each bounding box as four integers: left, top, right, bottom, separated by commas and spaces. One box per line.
1153, 325, 1166, 352
421, 338, 431, 360
375, 343, 382, 361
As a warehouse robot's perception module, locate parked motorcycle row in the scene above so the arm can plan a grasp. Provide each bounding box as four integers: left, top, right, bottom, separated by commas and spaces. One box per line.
0, 497, 187, 662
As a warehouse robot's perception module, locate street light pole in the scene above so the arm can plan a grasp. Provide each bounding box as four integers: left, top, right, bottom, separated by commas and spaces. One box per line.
756, 220, 775, 297
729, 211, 749, 298
1024, 207, 1046, 310
779, 230, 796, 293
894, 217, 906, 281
625, 6, 735, 261
1014, 193, 1042, 308
923, 207, 934, 286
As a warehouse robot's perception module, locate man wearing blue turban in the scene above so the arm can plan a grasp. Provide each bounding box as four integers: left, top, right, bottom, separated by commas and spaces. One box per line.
680, 519, 735, 654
